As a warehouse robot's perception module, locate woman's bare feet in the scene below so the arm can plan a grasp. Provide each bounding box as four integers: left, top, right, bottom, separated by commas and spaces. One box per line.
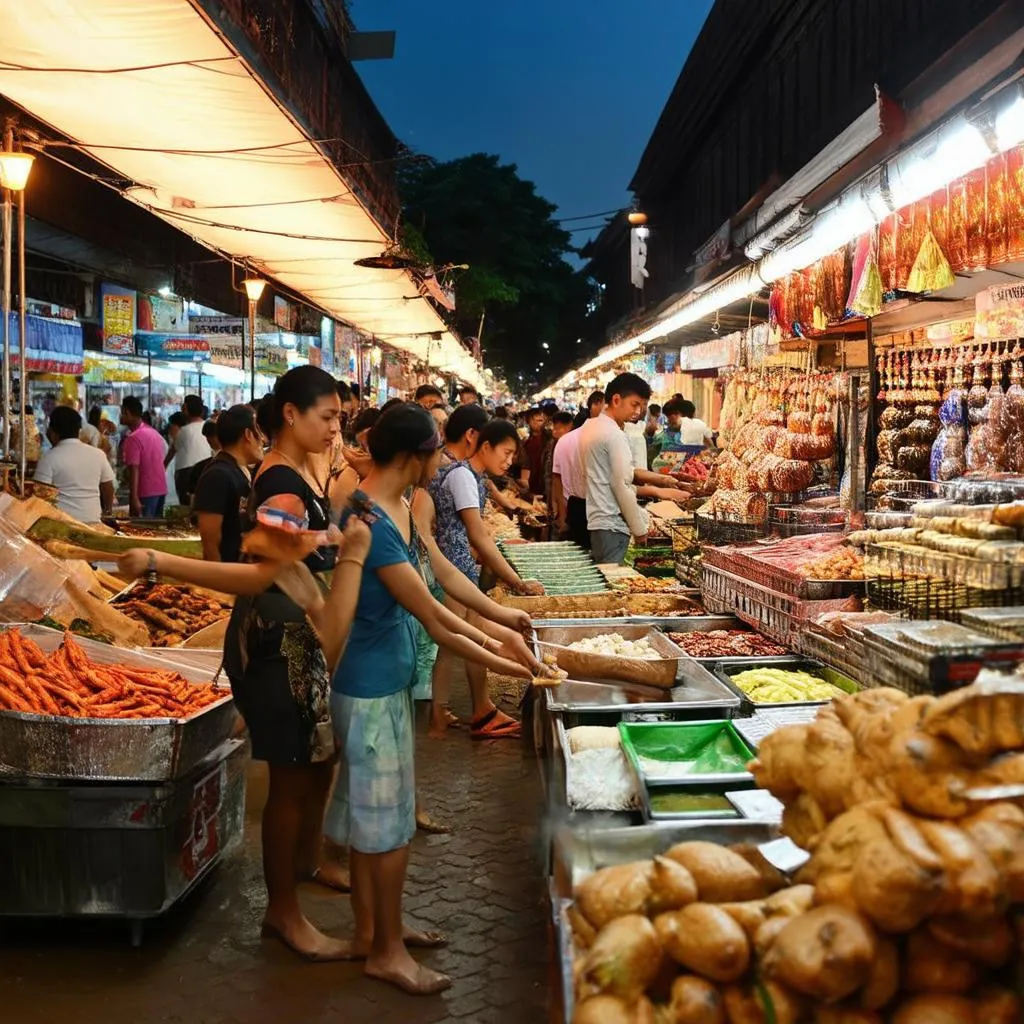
427, 703, 461, 739
305, 861, 351, 892
416, 809, 452, 835
365, 950, 451, 995
260, 914, 359, 962
348, 924, 448, 958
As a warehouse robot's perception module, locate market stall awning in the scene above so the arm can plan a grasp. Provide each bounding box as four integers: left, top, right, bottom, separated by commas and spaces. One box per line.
5, 313, 83, 374
0, 0, 489, 388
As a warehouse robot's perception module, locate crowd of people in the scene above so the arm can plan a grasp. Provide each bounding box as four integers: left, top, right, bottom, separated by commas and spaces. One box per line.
21, 365, 713, 997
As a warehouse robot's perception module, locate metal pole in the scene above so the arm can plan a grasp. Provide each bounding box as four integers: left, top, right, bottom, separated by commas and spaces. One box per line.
1, 124, 12, 462
17, 188, 26, 494
147, 354, 152, 412
248, 298, 256, 402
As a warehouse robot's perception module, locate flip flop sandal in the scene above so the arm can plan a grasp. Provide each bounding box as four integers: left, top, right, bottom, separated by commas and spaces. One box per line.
470, 707, 522, 740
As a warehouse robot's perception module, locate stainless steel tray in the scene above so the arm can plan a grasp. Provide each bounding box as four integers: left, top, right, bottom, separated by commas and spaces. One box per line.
712, 656, 860, 711
553, 820, 780, 887
533, 614, 738, 629
0, 624, 236, 782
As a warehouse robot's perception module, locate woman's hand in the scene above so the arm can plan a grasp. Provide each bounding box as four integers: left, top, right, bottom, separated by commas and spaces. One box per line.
342, 445, 373, 481
488, 624, 539, 674
516, 579, 545, 596
495, 605, 533, 635
339, 515, 372, 564
116, 548, 153, 579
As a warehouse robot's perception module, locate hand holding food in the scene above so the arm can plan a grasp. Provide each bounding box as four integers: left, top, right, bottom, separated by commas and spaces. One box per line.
517, 579, 546, 596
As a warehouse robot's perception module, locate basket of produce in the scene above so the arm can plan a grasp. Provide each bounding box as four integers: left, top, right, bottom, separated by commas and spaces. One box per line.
713, 657, 859, 708
534, 624, 686, 689
110, 580, 232, 647
0, 624, 235, 781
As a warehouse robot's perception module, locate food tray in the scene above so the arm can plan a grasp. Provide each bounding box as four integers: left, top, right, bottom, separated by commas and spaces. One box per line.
541, 658, 741, 726
618, 719, 756, 788
535, 615, 738, 631
552, 716, 642, 818
493, 590, 704, 615
732, 706, 824, 750
535, 624, 685, 689
0, 624, 236, 782
700, 563, 861, 643
701, 543, 864, 601
959, 606, 1024, 642
553, 820, 779, 888
796, 626, 866, 683
712, 656, 859, 711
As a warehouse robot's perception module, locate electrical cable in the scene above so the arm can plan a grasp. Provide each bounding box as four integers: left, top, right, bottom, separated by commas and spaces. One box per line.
0, 57, 241, 74
555, 207, 625, 223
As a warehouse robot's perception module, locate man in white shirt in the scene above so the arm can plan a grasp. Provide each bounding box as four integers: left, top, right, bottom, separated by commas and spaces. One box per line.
172, 395, 213, 505
679, 399, 715, 447
578, 373, 652, 564
551, 423, 587, 545
34, 406, 115, 524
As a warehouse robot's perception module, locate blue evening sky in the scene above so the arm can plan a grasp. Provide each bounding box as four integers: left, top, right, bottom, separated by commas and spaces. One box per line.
353, 1, 714, 249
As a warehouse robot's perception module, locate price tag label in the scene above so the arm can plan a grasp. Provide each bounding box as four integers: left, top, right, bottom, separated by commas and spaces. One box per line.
758, 837, 810, 875
726, 789, 784, 824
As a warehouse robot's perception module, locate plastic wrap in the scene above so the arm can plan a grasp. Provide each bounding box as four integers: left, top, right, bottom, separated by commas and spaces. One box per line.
930, 426, 967, 481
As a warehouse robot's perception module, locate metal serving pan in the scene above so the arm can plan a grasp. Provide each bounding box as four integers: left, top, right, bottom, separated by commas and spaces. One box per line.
712, 656, 860, 712
0, 624, 236, 782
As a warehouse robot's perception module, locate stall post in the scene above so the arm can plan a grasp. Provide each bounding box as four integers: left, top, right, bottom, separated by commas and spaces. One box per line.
242, 277, 266, 403
0, 123, 12, 461
147, 354, 152, 412
16, 187, 26, 494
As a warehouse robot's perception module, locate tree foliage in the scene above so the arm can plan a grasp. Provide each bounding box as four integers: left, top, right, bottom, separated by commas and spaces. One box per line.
398, 153, 590, 387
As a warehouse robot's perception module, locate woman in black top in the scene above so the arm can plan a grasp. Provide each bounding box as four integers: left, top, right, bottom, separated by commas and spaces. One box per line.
221, 366, 357, 961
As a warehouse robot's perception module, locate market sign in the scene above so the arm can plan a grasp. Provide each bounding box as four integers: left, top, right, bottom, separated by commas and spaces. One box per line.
134, 331, 210, 361
975, 283, 1024, 341
100, 283, 136, 355
678, 332, 741, 372
138, 292, 184, 333
191, 316, 245, 369
255, 342, 288, 376
319, 317, 335, 374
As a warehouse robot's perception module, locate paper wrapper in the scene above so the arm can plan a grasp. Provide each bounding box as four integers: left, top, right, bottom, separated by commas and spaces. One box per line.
535, 624, 683, 689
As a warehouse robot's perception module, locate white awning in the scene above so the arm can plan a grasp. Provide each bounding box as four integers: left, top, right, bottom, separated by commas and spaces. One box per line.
0, 0, 490, 389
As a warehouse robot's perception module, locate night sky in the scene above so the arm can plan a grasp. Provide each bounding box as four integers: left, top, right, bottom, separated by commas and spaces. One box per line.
353, 0, 714, 250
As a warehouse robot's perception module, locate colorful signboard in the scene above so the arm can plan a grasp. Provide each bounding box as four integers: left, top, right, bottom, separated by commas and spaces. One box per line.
101, 283, 136, 355
256, 342, 289, 376
134, 331, 210, 360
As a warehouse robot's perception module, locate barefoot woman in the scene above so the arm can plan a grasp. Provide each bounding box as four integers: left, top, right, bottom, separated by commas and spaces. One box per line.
328, 403, 536, 995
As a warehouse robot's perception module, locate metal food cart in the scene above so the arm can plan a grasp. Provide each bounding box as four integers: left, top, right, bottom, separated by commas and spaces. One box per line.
0, 625, 245, 945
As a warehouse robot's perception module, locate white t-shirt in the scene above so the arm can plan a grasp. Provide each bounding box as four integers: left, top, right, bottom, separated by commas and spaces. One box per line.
578, 413, 649, 537
33, 438, 114, 524
174, 420, 213, 470
79, 423, 103, 448
624, 421, 648, 471
444, 465, 482, 511
680, 417, 713, 445
551, 428, 584, 499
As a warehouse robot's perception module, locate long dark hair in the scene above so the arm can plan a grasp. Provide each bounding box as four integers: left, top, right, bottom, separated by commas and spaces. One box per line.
270, 365, 338, 433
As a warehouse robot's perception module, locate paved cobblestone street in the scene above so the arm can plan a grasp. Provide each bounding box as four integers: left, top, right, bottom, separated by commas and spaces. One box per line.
0, 687, 555, 1024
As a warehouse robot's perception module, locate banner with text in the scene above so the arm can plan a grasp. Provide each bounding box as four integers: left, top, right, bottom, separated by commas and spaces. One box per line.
101, 283, 137, 355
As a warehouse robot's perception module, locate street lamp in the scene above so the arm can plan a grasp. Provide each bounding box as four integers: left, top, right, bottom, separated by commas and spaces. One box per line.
0, 130, 34, 494
242, 277, 266, 401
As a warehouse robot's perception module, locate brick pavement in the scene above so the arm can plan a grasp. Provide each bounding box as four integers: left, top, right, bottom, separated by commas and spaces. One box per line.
0, 689, 555, 1024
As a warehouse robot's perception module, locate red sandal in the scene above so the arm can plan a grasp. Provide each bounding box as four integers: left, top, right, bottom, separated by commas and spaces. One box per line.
470, 707, 521, 740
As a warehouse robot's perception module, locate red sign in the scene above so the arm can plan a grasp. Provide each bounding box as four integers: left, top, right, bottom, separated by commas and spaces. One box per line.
179, 765, 222, 880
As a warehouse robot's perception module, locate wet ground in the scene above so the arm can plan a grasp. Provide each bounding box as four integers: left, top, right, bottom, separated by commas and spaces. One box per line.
0, 683, 555, 1024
